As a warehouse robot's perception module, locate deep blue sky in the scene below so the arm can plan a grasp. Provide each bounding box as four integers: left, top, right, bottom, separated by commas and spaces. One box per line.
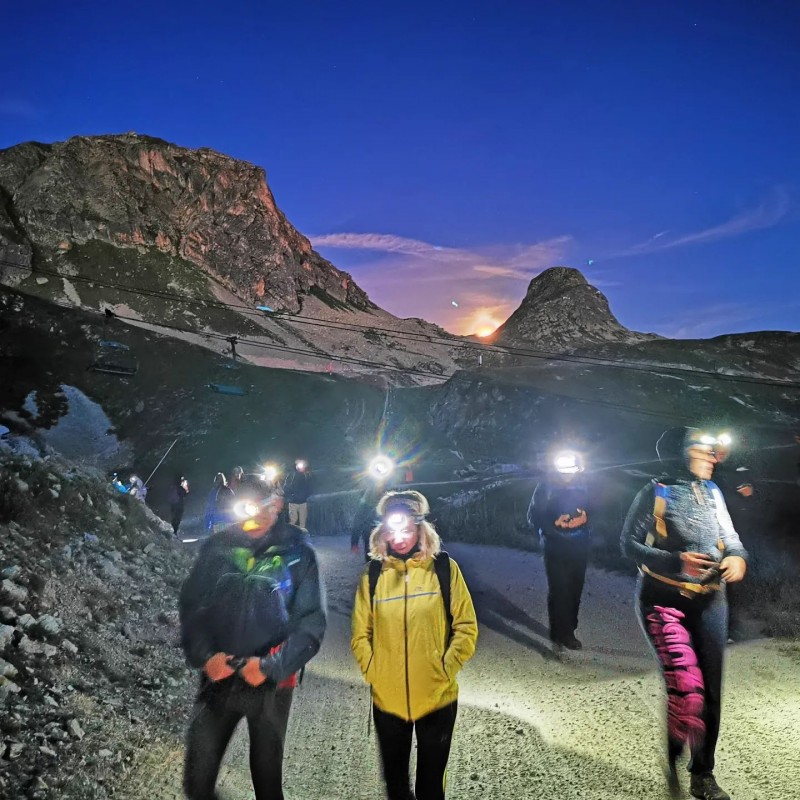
2, 1, 798, 336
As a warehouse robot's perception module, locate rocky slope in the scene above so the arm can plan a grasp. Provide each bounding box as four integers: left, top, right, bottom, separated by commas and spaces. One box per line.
0, 435, 193, 799
0, 134, 467, 384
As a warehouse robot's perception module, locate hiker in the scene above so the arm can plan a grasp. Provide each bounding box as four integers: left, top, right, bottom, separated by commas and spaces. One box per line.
179, 492, 326, 800
527, 449, 592, 650
283, 459, 313, 529
229, 465, 245, 494
204, 472, 235, 535
351, 462, 394, 561
350, 482, 385, 562
169, 474, 190, 537
351, 490, 478, 800
128, 474, 147, 502
621, 428, 748, 800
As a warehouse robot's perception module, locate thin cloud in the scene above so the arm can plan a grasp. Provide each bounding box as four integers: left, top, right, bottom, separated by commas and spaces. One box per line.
656, 302, 785, 339
311, 232, 572, 281
624, 190, 790, 256
0, 99, 41, 119
311, 231, 573, 333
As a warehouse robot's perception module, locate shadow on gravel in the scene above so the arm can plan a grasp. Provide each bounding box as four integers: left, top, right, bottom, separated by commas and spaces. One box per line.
119, 669, 669, 800
468, 580, 555, 660
451, 701, 665, 800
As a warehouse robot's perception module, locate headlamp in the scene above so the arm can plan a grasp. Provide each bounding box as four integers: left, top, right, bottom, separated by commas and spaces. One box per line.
295, 460, 307, 472
368, 455, 395, 480
234, 500, 261, 520
554, 450, 582, 474
693, 432, 733, 448
384, 503, 424, 531
387, 512, 409, 532
262, 463, 279, 482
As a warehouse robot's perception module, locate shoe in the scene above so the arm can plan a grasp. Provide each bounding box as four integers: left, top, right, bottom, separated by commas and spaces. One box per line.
664, 760, 681, 799
560, 634, 583, 650
690, 772, 730, 800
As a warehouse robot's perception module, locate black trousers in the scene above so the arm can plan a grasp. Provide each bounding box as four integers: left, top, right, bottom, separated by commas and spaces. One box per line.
542, 534, 590, 642
171, 503, 185, 535
373, 702, 458, 800
184, 678, 293, 800
637, 578, 728, 775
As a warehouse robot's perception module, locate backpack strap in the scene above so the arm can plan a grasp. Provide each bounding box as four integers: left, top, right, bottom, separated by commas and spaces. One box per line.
368, 559, 382, 609
433, 551, 453, 640
368, 554, 453, 640
648, 482, 670, 545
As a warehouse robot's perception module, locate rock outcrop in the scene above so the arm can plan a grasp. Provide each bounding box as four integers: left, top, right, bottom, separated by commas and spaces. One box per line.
0, 133, 371, 313
489, 266, 657, 351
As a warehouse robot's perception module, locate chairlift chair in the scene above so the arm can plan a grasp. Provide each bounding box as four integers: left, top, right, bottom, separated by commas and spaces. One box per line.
207, 383, 247, 396
91, 340, 138, 377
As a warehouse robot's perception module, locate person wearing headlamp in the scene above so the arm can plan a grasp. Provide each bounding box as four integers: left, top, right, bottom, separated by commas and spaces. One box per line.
527, 449, 592, 651
179, 492, 327, 799
621, 428, 748, 800
351, 490, 478, 800
351, 456, 395, 561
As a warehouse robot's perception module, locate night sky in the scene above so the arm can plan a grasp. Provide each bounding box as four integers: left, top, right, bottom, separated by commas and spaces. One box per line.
2, 1, 798, 337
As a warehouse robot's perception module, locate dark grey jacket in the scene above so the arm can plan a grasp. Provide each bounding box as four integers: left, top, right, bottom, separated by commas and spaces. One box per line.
179, 521, 326, 682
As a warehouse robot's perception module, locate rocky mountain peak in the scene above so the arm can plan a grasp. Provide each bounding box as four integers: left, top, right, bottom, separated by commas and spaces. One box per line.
490, 265, 656, 351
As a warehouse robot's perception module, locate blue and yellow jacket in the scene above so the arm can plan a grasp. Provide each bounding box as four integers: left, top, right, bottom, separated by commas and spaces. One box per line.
621, 477, 748, 594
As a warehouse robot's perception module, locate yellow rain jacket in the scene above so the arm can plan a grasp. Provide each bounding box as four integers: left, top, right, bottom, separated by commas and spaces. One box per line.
351, 553, 478, 721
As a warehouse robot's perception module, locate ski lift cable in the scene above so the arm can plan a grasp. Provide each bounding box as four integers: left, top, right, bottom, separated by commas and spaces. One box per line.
3, 259, 799, 389
5, 289, 797, 427
2, 259, 800, 389
4, 290, 453, 382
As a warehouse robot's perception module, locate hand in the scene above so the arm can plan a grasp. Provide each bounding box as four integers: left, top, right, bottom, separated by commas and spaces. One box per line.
565, 509, 588, 529
351, 544, 360, 554
239, 656, 268, 687
204, 652, 235, 682
554, 514, 571, 529
719, 555, 747, 583
680, 551, 719, 579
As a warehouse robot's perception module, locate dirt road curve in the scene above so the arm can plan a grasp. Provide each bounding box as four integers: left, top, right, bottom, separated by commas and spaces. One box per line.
126, 536, 800, 800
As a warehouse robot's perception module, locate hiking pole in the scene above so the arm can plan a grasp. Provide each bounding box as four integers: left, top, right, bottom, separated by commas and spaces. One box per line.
144, 437, 179, 486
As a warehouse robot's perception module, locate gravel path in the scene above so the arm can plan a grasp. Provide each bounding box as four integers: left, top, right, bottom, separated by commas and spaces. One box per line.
126, 536, 800, 800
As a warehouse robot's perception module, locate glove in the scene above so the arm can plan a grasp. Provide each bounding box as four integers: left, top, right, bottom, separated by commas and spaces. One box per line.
239, 656, 268, 687
566, 509, 588, 529
204, 652, 235, 682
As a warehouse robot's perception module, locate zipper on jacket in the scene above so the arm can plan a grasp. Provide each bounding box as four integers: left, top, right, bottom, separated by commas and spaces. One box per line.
404, 564, 411, 720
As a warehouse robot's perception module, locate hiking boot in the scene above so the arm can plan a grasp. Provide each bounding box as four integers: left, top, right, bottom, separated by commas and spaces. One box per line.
560, 634, 583, 650
664, 760, 681, 799
690, 772, 730, 800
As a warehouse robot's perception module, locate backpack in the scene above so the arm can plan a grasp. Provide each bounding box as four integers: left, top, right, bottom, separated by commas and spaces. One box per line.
650, 480, 729, 547
204, 545, 297, 658
368, 552, 453, 640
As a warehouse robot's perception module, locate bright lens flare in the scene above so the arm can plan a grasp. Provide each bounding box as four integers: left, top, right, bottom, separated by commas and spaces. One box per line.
262, 464, 279, 482
235, 500, 260, 519
369, 455, 394, 479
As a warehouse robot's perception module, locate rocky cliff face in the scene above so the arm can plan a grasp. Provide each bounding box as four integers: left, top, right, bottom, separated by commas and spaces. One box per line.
489, 266, 657, 351
0, 133, 370, 312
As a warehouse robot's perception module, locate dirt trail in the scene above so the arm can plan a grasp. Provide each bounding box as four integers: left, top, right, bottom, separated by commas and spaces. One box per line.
124, 536, 800, 800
